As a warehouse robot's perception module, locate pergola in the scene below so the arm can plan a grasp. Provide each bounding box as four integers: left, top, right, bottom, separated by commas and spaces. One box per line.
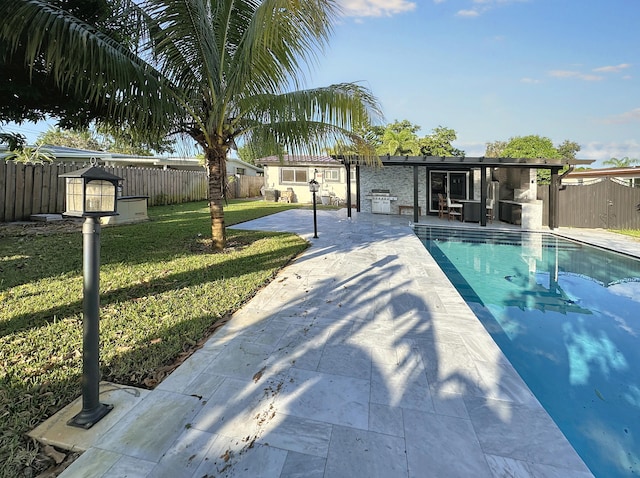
338, 155, 594, 229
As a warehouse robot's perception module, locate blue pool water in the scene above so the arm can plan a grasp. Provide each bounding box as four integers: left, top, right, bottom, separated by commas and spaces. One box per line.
415, 226, 640, 478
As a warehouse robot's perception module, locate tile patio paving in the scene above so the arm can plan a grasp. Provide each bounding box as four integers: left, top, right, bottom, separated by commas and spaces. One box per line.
55, 208, 635, 478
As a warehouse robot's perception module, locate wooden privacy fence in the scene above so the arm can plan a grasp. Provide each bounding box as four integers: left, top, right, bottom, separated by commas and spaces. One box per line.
538, 178, 640, 229
226, 175, 264, 199
0, 160, 208, 222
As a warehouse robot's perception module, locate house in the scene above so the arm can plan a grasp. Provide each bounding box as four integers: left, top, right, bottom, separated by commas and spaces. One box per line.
226, 156, 263, 177
564, 167, 640, 187
258, 155, 355, 204
0, 144, 206, 170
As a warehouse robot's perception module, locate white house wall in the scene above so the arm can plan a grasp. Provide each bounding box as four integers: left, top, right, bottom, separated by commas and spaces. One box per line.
264, 165, 354, 204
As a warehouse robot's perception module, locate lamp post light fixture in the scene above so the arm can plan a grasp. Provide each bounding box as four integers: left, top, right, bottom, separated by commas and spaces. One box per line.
60, 160, 122, 429
308, 178, 320, 238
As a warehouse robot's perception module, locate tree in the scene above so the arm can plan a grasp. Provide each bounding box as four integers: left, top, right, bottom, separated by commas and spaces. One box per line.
557, 139, 580, 160
489, 135, 562, 184
2, 0, 381, 250
500, 135, 561, 160
1, 132, 53, 162
603, 157, 639, 168
484, 140, 507, 158
376, 120, 420, 156
0, 0, 139, 128
419, 126, 464, 157
37, 127, 104, 151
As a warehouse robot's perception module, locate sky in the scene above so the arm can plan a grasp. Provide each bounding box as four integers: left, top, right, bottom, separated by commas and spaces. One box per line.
316, 0, 640, 166
3, 0, 639, 167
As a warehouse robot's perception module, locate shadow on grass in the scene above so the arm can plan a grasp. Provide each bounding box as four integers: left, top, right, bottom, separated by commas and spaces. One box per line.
0, 201, 306, 292
0, 233, 306, 338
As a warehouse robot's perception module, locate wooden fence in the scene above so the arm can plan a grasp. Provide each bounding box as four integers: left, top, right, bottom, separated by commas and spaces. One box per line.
538, 178, 640, 229
1, 160, 210, 222
226, 175, 264, 199
1, 160, 268, 222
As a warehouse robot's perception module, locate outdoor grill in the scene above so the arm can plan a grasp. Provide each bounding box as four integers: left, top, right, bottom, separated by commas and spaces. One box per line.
365, 189, 398, 214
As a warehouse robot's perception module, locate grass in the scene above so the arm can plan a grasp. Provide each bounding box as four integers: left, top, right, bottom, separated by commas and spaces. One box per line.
0, 200, 309, 477
612, 229, 640, 239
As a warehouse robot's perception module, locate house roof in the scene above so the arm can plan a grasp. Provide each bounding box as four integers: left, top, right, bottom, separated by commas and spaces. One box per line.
566, 167, 640, 179
0, 144, 204, 170
227, 156, 263, 173
347, 155, 595, 170
256, 154, 595, 170
258, 155, 341, 166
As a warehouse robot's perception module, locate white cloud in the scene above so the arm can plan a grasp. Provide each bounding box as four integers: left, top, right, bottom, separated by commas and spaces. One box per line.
457, 9, 480, 16
455, 0, 528, 17
602, 108, 640, 125
593, 63, 631, 73
520, 77, 541, 84
548, 70, 603, 81
580, 140, 640, 162
339, 0, 416, 17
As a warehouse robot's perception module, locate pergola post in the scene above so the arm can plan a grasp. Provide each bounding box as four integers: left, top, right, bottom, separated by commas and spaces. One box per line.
549, 168, 560, 229
355, 163, 361, 212
480, 166, 487, 227
344, 160, 352, 218
413, 165, 419, 223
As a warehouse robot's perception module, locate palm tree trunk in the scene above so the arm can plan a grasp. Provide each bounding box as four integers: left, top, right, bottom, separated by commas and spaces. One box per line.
205, 147, 226, 250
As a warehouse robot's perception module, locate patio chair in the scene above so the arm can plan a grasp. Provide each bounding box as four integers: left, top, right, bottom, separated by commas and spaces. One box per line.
447, 196, 463, 221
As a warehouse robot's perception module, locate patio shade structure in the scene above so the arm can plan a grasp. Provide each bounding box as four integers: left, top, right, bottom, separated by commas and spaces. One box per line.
338, 155, 594, 227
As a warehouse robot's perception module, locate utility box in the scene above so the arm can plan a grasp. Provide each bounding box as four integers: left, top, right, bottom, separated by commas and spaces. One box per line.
100, 196, 149, 225
264, 189, 279, 202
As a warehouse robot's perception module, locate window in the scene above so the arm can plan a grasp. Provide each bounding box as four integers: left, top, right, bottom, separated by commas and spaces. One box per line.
236, 167, 245, 175
324, 169, 340, 182
281, 168, 308, 183
350, 167, 356, 182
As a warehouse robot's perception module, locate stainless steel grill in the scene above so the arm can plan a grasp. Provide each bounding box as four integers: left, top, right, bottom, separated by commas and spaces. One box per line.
365, 189, 398, 214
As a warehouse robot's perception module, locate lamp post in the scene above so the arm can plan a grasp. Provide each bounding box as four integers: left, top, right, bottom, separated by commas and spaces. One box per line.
60, 161, 122, 429
309, 178, 319, 238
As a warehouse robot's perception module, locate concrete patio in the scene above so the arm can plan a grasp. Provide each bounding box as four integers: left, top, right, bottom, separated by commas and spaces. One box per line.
42, 208, 628, 478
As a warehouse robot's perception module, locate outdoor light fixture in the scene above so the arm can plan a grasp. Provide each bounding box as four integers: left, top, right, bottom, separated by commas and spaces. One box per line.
309, 177, 320, 238
60, 160, 122, 429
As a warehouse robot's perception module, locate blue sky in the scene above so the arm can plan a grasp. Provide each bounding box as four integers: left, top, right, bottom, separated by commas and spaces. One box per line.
316, 0, 640, 165
3, 0, 639, 166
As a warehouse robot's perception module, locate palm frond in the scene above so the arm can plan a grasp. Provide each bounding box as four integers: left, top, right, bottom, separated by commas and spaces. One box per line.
0, 0, 180, 137
239, 83, 382, 163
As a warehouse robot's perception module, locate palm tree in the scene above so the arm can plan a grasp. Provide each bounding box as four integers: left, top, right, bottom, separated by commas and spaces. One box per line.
603, 157, 640, 168
1, 0, 381, 249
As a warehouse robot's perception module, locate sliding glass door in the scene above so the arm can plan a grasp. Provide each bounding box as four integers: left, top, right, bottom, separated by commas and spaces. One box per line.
428, 171, 468, 213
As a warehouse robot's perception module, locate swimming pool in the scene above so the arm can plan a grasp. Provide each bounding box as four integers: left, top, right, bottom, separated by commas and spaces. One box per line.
414, 226, 640, 478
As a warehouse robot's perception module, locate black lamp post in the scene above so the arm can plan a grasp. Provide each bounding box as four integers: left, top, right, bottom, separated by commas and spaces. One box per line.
309, 178, 319, 238
60, 161, 122, 429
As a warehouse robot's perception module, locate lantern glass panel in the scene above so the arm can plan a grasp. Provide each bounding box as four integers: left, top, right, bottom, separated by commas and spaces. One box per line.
66, 178, 85, 215
85, 180, 116, 212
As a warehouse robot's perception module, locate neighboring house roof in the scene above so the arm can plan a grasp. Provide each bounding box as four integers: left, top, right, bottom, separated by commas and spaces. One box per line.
226, 156, 263, 174
566, 167, 640, 179
258, 154, 341, 166
1, 144, 205, 170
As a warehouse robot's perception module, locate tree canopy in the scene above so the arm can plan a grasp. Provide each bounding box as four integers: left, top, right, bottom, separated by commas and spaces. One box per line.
603, 157, 639, 168
1, 0, 382, 249
0, 0, 138, 128
362, 120, 464, 157
484, 135, 580, 184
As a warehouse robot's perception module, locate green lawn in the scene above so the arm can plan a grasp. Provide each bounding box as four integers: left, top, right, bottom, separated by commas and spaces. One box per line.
0, 200, 309, 477
612, 229, 640, 239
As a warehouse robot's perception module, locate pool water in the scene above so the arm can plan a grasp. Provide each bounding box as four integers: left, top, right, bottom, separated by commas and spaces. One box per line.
415, 227, 640, 478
